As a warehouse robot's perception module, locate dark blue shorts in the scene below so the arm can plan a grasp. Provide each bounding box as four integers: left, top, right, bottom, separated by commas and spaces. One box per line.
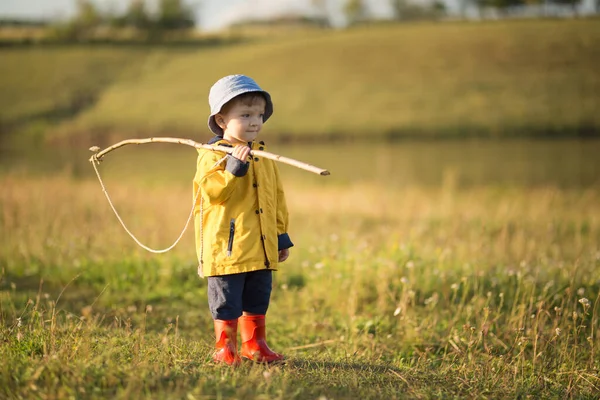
207, 270, 272, 320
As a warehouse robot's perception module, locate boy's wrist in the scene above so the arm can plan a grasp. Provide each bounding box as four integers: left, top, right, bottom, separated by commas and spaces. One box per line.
277, 233, 294, 251
225, 155, 249, 177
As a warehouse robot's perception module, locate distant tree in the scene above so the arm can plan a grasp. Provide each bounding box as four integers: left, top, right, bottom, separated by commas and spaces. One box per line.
311, 0, 332, 26
52, 0, 102, 40
344, 0, 369, 25
124, 0, 152, 30
522, 0, 543, 5
432, 1, 447, 17
157, 0, 195, 30
0, 18, 48, 27
472, 0, 524, 17
551, 0, 582, 15
520, 0, 544, 17
390, 0, 406, 19
493, 0, 525, 10
391, 0, 446, 20
49, 0, 198, 41
74, 0, 102, 29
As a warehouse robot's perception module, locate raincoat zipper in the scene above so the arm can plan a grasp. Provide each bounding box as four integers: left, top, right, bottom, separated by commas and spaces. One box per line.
227, 218, 235, 257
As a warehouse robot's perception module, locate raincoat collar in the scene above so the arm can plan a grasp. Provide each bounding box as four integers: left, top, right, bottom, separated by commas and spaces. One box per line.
208, 136, 261, 149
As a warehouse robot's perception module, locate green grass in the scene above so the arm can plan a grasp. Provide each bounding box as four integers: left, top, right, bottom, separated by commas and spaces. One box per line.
1, 19, 599, 143
1, 173, 599, 398
1, 18, 599, 398
0, 47, 147, 124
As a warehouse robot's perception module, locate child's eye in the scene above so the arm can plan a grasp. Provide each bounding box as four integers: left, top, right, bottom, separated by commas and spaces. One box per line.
241, 114, 250, 118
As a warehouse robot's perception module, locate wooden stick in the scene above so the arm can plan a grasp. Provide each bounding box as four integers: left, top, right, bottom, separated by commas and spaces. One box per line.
89, 137, 330, 176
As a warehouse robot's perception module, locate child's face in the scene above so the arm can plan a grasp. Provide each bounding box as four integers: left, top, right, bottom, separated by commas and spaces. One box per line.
216, 97, 267, 145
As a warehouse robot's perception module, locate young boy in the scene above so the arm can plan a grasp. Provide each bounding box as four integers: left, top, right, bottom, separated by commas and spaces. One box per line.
193, 75, 293, 365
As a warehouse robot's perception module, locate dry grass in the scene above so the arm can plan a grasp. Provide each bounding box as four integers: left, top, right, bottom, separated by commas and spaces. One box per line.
1, 172, 599, 398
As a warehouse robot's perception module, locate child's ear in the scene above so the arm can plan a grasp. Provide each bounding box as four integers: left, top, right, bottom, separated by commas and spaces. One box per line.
215, 114, 227, 129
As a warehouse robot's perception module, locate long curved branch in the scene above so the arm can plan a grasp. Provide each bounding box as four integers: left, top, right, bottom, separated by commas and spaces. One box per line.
88, 137, 330, 176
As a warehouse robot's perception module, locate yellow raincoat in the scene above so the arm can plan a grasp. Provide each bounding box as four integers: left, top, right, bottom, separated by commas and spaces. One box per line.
193, 139, 292, 277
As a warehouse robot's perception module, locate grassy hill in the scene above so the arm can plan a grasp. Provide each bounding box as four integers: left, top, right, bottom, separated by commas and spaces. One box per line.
1, 19, 599, 144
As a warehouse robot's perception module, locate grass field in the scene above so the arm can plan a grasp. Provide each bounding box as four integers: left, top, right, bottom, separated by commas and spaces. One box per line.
1, 171, 599, 398
1, 19, 599, 144
1, 17, 599, 399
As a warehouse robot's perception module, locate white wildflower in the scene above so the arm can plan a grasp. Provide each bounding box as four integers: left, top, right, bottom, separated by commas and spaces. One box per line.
578, 298, 591, 308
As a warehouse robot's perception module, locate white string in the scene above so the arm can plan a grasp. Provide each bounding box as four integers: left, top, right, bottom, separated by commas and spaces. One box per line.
90, 154, 227, 254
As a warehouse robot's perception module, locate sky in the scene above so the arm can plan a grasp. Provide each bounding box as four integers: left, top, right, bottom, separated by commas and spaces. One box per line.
0, 0, 596, 31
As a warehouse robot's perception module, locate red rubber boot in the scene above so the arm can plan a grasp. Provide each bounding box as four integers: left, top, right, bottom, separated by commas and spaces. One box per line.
213, 319, 241, 366
240, 315, 284, 363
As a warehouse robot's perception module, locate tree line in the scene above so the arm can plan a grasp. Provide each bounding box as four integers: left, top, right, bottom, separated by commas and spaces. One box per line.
1, 0, 596, 43
51, 0, 195, 41
48, 0, 598, 36
328, 0, 593, 26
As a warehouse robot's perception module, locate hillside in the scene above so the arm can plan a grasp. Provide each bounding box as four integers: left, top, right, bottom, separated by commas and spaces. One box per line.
1, 19, 599, 144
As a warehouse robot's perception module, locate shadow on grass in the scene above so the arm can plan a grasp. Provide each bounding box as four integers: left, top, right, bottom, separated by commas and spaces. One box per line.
176, 356, 410, 378
265, 358, 418, 398
174, 356, 417, 398
285, 358, 402, 374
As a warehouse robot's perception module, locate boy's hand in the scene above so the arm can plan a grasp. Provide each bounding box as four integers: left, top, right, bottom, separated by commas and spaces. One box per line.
278, 248, 290, 262
231, 145, 251, 162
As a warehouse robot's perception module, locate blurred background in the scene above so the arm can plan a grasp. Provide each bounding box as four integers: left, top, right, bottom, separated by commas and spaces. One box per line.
0, 0, 599, 189
1, 3, 599, 397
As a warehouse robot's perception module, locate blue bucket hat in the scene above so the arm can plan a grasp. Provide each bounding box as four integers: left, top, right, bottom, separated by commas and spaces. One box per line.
208, 74, 273, 135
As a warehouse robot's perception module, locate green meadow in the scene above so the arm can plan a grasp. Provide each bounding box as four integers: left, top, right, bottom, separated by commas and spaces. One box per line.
1, 157, 599, 398
1, 19, 599, 144
1, 19, 600, 399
